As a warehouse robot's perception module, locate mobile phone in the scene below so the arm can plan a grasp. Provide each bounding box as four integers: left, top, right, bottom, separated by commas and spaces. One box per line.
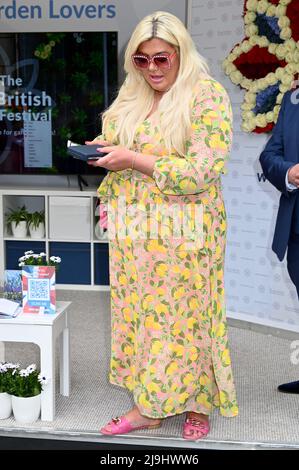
67, 144, 106, 162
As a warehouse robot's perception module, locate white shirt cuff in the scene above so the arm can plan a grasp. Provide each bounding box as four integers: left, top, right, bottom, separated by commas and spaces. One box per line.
286, 170, 297, 191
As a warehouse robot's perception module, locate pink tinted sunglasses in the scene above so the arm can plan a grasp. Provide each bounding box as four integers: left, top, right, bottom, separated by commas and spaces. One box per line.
132, 51, 176, 70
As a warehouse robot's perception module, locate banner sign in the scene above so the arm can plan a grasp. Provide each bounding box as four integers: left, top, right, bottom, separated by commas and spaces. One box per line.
0, 1, 116, 22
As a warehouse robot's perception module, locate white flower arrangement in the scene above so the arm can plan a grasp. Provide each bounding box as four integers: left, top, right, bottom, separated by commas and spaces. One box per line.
8, 363, 49, 398
0, 362, 19, 393
18, 250, 61, 268
222, 0, 299, 133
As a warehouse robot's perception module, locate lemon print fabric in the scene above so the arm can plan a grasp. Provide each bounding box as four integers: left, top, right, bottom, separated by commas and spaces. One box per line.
98, 78, 238, 419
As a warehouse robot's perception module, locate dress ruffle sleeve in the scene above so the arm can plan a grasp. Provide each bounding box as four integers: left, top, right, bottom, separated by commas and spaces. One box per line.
152, 79, 232, 195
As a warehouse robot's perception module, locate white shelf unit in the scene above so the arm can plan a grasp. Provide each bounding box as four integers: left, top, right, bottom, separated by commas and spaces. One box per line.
0, 187, 110, 290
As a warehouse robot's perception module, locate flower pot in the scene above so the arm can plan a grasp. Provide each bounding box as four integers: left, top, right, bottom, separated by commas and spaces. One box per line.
29, 223, 45, 239
11, 221, 27, 238
12, 394, 41, 424
0, 392, 12, 419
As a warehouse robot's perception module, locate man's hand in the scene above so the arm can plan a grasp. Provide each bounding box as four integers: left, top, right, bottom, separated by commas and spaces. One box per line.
288, 164, 299, 187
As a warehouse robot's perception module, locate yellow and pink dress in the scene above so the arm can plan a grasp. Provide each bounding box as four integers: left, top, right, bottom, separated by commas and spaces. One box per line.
97, 78, 238, 419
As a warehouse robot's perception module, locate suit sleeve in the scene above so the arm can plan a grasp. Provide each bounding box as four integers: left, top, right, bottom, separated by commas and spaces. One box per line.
259, 91, 295, 195
152, 80, 232, 195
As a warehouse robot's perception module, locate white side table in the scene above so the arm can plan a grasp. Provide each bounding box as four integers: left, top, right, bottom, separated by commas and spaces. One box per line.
0, 301, 71, 421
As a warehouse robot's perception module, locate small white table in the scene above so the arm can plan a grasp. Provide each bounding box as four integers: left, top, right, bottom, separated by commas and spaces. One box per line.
0, 301, 71, 421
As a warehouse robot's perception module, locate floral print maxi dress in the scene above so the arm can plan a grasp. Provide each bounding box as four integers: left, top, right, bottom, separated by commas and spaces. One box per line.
97, 78, 238, 419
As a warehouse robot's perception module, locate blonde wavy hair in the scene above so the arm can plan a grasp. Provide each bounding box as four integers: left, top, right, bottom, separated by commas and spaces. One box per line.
102, 11, 210, 156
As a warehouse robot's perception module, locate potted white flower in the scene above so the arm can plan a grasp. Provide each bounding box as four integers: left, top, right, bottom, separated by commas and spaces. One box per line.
8, 364, 48, 424
5, 205, 29, 238
18, 251, 61, 269
27, 210, 45, 239
0, 362, 19, 419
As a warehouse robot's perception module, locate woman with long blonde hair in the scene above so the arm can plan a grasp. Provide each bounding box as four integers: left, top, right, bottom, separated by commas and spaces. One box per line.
88, 10, 238, 440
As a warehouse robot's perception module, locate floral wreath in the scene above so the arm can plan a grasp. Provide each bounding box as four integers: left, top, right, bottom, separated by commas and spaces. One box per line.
222, 0, 299, 133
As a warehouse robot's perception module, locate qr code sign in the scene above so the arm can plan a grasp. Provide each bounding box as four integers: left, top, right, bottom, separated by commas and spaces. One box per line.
28, 278, 50, 301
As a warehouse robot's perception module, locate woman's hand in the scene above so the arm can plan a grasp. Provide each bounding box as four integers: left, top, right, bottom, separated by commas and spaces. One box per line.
85, 140, 135, 171
86, 139, 110, 146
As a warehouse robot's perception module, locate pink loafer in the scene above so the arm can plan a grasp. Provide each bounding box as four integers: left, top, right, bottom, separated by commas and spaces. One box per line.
183, 417, 210, 440
100, 416, 161, 435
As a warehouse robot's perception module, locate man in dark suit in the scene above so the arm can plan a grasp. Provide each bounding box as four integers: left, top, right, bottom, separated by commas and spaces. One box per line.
260, 86, 299, 394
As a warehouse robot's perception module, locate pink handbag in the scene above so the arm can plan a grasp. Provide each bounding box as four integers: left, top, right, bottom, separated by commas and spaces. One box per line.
99, 203, 108, 230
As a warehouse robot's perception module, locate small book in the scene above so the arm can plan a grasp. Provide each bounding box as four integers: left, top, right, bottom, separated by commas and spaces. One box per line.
0, 298, 20, 317
67, 140, 106, 161
4, 270, 22, 304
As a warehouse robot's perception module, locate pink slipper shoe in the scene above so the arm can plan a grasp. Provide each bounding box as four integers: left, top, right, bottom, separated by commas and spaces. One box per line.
183, 417, 210, 440
100, 416, 161, 435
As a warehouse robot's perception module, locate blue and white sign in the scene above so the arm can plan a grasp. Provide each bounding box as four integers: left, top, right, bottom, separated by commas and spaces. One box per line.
0, 0, 116, 21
